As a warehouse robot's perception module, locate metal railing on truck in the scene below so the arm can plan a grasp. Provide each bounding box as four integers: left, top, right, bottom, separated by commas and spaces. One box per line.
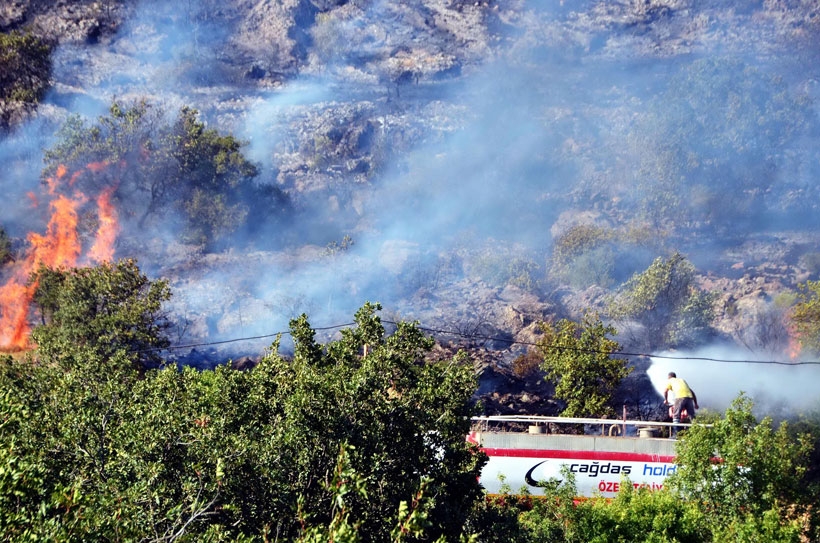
470, 414, 704, 439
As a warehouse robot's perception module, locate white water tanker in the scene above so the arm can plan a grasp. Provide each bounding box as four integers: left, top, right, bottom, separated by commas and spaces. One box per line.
469, 415, 690, 498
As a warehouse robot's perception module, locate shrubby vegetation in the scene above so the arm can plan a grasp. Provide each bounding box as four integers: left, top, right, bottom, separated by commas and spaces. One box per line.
0, 225, 12, 266
467, 244, 540, 292
30, 258, 172, 371
518, 476, 711, 543
1, 265, 484, 540
790, 280, 820, 355
43, 100, 289, 249
608, 252, 716, 349
537, 313, 630, 418
1, 259, 818, 541
549, 223, 661, 290
669, 395, 814, 539
0, 30, 52, 129
550, 224, 616, 289
628, 56, 817, 233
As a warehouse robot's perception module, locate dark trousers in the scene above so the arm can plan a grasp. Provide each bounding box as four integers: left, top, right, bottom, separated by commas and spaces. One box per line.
673, 397, 696, 423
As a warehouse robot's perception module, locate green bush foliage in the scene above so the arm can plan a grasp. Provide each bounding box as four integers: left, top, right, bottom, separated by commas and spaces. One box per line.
0, 293, 485, 541
30, 258, 171, 371
469, 246, 540, 291
579, 486, 708, 543
550, 224, 615, 289
790, 280, 820, 355
0, 30, 52, 128
668, 394, 815, 541
0, 226, 12, 266
608, 252, 716, 349
512, 468, 711, 543
43, 100, 287, 249
552, 224, 613, 269
549, 223, 662, 290
537, 313, 631, 418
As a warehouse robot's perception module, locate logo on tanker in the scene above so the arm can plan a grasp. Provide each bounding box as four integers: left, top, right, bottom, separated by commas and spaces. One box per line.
525, 460, 633, 487
525, 461, 554, 487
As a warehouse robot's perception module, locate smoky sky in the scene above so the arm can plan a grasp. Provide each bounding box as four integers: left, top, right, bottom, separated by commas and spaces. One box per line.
3, 1, 820, 357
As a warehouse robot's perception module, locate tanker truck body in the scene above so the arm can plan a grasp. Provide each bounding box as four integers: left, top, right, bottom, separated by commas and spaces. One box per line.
470, 416, 683, 498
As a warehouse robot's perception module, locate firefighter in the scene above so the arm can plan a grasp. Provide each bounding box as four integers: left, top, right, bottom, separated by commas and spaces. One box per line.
664, 372, 698, 431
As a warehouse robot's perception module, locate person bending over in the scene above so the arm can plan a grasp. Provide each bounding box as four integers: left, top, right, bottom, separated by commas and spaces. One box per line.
664, 371, 698, 424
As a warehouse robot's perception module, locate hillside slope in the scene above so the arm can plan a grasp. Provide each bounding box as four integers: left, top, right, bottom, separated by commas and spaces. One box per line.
3, 0, 820, 418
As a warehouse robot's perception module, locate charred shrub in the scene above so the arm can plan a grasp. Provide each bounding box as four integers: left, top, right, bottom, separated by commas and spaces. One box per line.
512, 349, 543, 379
0, 227, 12, 266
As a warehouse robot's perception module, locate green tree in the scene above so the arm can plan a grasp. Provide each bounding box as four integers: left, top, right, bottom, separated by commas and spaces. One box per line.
608, 252, 715, 349
295, 444, 455, 543
261, 302, 485, 541
0, 30, 52, 129
790, 280, 820, 355
43, 100, 285, 249
0, 302, 484, 541
668, 394, 814, 540
537, 313, 631, 418
30, 258, 171, 371
171, 106, 261, 246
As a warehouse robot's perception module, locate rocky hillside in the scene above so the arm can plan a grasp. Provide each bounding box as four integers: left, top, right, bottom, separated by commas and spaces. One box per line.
3, 0, 820, 418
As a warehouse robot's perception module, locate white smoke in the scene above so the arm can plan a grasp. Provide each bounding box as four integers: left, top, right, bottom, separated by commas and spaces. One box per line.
648, 346, 820, 418
6, 1, 820, 359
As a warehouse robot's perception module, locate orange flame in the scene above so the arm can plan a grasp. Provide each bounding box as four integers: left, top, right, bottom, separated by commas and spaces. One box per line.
788, 328, 802, 361
0, 162, 122, 350
45, 164, 67, 195
86, 161, 109, 173
28, 194, 84, 269
88, 185, 119, 263
784, 314, 802, 361
0, 280, 32, 350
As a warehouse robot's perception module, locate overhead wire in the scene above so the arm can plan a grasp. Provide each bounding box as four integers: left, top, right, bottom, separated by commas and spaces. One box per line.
143, 323, 355, 352
147, 318, 820, 366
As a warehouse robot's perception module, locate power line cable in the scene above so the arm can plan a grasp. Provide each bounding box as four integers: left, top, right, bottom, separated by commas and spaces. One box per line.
148, 318, 820, 366
143, 323, 355, 353
403, 322, 820, 366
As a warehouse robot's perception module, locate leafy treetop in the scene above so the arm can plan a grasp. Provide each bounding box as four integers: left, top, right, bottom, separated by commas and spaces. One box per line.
43, 100, 285, 249
537, 312, 631, 418
30, 258, 171, 371
0, 30, 52, 129
0, 293, 485, 541
608, 251, 715, 349
790, 280, 820, 355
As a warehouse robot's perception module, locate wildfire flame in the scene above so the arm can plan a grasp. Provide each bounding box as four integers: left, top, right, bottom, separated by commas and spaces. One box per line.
0, 163, 121, 351
784, 314, 802, 361
88, 185, 120, 263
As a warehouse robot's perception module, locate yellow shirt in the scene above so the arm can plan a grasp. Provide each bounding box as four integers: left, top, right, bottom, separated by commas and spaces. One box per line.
666, 377, 694, 399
